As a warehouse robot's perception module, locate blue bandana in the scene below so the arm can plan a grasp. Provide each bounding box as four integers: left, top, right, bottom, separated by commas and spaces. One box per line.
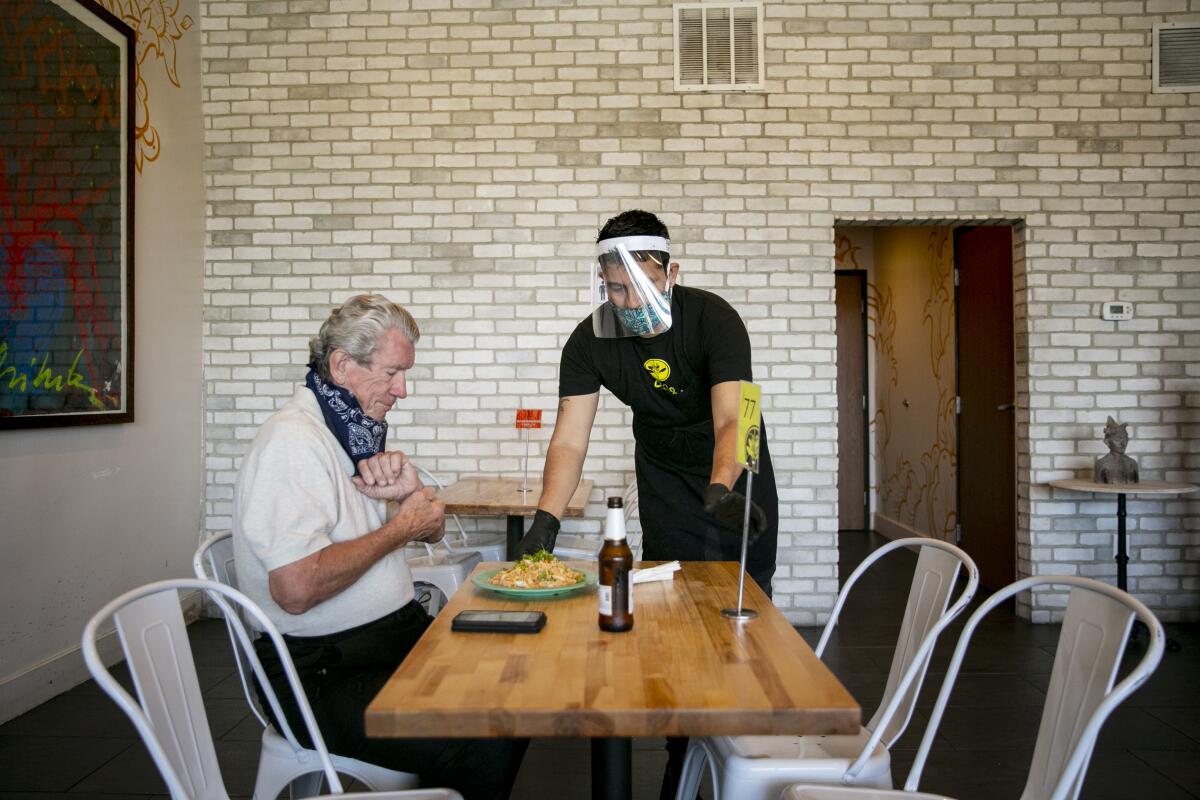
305, 365, 387, 472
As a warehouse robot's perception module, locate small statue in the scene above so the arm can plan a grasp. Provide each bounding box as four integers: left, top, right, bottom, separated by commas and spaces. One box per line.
1094, 416, 1139, 484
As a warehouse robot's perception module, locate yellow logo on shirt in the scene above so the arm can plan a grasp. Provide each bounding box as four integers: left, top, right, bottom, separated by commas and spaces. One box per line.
643, 358, 682, 396
644, 359, 670, 382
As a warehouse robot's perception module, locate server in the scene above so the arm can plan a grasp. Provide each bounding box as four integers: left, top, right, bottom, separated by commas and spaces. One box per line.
519, 210, 779, 799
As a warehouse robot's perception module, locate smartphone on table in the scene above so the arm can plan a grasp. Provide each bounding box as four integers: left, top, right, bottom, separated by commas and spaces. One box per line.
451, 609, 547, 633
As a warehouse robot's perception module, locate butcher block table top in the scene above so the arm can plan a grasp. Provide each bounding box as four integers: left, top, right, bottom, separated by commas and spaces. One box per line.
365, 560, 861, 739
436, 476, 594, 518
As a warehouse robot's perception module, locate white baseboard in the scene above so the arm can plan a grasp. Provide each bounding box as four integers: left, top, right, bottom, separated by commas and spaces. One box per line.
0, 589, 203, 725
872, 513, 935, 542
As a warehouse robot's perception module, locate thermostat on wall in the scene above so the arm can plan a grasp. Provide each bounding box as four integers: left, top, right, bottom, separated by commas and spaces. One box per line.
1101, 301, 1133, 321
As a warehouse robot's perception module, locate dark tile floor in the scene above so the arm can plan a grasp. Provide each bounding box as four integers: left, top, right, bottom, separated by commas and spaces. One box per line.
1, 530, 1196, 799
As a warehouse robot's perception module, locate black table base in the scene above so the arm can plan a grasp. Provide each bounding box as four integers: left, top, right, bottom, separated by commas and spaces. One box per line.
506, 514, 524, 559
1114, 492, 1181, 652
592, 737, 632, 800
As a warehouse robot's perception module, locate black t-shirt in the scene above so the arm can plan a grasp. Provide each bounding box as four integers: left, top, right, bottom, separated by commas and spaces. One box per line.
558, 285, 753, 429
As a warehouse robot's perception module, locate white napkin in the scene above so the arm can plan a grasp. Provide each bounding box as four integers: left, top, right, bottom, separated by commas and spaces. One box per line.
631, 561, 681, 584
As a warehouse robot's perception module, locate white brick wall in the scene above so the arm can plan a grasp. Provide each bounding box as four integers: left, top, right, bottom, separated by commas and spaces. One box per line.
202, 0, 1200, 623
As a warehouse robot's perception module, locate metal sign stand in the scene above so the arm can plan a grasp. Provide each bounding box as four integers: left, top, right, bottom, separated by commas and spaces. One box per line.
721, 380, 762, 622
521, 425, 531, 496
721, 470, 759, 621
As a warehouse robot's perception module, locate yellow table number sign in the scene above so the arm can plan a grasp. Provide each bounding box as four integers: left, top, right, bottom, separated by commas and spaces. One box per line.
736, 380, 761, 474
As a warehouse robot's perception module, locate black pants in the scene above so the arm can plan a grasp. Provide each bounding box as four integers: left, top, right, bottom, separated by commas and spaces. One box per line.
254, 602, 528, 800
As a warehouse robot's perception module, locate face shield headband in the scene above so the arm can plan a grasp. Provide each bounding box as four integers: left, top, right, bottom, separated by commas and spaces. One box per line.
590, 235, 673, 338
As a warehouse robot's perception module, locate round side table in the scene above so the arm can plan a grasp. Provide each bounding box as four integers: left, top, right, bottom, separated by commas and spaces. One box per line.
1049, 478, 1196, 651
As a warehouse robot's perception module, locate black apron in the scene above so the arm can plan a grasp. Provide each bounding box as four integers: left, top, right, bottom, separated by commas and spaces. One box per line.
630, 370, 778, 595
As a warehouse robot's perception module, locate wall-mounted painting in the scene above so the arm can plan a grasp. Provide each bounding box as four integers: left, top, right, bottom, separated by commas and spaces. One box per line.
0, 0, 135, 429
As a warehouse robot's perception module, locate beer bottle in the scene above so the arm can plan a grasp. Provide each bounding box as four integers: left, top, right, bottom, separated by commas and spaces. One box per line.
598, 496, 634, 632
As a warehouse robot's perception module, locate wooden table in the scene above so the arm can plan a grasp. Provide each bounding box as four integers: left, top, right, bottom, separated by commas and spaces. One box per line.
1048, 479, 1196, 592
366, 561, 860, 800
436, 476, 594, 558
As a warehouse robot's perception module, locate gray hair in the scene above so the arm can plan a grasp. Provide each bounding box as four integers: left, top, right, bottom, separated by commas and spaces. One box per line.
309, 294, 420, 380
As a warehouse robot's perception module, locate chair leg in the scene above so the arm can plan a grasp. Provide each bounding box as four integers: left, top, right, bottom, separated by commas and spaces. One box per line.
675, 739, 709, 800
427, 587, 445, 616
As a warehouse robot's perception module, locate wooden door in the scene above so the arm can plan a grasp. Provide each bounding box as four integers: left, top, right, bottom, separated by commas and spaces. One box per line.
955, 227, 1016, 590
836, 271, 868, 530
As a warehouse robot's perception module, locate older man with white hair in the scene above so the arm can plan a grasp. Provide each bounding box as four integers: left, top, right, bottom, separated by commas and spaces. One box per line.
234, 294, 527, 800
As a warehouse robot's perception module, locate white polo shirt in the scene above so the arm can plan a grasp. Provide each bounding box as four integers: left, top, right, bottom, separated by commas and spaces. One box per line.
233, 385, 415, 636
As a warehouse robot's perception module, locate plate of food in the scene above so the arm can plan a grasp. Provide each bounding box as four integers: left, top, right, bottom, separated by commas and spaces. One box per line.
472, 550, 597, 598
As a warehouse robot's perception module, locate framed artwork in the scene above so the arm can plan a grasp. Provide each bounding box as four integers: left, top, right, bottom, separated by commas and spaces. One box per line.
0, 0, 135, 429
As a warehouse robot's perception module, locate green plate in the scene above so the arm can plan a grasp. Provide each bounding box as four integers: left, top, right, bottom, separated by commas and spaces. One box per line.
472, 566, 597, 598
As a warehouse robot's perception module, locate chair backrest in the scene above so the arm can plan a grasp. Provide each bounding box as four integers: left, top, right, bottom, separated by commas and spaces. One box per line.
193, 531, 272, 729
193, 530, 238, 590
816, 538, 979, 782
818, 538, 979, 739
903, 575, 1164, 800
413, 463, 470, 550
82, 579, 346, 799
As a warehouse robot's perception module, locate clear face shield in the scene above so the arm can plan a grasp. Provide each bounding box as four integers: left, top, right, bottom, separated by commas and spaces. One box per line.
590, 235, 674, 338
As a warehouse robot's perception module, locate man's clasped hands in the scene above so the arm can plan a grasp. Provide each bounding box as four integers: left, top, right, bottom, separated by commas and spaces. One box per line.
353, 451, 446, 545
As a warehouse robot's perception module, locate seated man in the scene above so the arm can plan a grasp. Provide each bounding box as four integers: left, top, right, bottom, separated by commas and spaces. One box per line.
233, 294, 527, 799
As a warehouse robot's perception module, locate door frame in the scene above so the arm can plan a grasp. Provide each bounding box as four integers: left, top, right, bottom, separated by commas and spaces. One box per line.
831, 216, 1032, 615
835, 268, 870, 530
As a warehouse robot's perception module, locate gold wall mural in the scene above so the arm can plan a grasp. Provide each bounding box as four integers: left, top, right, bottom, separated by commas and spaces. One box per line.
96, 0, 193, 172
862, 227, 957, 542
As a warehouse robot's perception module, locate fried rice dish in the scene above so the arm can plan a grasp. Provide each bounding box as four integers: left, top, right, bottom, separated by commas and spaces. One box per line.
489, 550, 585, 589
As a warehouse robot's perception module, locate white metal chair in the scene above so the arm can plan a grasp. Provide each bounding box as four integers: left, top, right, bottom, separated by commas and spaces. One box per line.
555, 477, 642, 560
413, 463, 506, 561
193, 532, 419, 797
677, 538, 980, 800
779, 575, 1165, 800
82, 577, 454, 800
405, 540, 482, 615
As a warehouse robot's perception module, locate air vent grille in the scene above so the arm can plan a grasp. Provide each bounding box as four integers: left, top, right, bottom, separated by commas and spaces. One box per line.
674, 2, 764, 92
1154, 23, 1200, 93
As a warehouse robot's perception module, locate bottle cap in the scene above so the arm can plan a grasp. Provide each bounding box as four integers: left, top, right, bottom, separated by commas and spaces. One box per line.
608, 496, 623, 509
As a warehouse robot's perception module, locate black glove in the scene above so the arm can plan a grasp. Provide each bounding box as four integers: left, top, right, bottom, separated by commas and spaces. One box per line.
703, 482, 767, 544
516, 509, 561, 557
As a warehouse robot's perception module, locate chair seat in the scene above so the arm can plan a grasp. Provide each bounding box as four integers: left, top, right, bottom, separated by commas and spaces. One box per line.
705, 728, 893, 795
407, 548, 482, 571
257, 724, 418, 799
408, 550, 482, 614
721, 727, 878, 762
315, 791, 464, 800
782, 786, 952, 800
553, 533, 600, 560
458, 534, 506, 562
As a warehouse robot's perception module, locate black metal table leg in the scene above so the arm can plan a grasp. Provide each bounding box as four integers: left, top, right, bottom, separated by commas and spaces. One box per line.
1116, 493, 1182, 652
591, 737, 632, 800
506, 514, 525, 560
1116, 493, 1128, 592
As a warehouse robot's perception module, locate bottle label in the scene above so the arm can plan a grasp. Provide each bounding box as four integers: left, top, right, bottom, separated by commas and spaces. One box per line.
598, 579, 633, 617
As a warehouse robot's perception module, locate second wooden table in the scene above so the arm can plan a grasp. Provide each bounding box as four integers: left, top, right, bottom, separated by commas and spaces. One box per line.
436, 476, 593, 558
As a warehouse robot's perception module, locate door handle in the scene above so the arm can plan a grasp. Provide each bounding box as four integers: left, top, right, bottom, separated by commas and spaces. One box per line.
996, 403, 1015, 411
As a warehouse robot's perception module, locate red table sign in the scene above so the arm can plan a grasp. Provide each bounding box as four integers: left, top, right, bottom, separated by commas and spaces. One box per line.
515, 409, 542, 429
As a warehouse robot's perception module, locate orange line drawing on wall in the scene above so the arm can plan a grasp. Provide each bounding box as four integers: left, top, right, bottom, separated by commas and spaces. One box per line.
924, 228, 957, 541
96, 0, 193, 172
867, 281, 896, 454
835, 234, 862, 271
